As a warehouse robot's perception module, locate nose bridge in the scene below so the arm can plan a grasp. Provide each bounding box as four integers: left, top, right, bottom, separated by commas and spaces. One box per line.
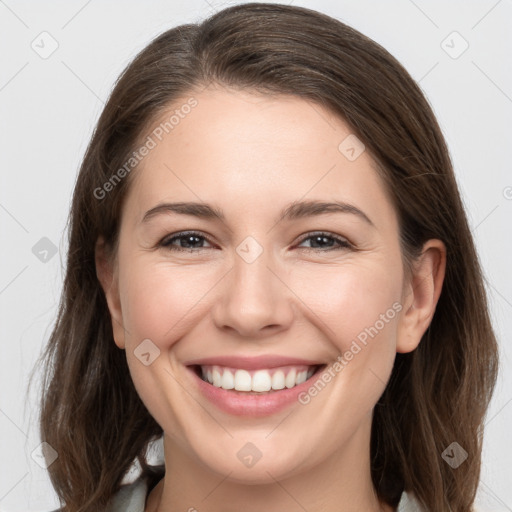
212, 236, 293, 337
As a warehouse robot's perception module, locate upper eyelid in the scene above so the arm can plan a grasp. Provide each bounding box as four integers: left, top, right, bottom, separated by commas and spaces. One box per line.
160, 230, 215, 246
296, 231, 350, 243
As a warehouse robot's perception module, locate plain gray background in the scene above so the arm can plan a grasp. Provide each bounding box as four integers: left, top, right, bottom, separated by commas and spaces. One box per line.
1, 0, 511, 510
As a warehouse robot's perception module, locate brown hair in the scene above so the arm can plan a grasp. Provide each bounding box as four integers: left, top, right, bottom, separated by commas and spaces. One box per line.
31, 3, 499, 511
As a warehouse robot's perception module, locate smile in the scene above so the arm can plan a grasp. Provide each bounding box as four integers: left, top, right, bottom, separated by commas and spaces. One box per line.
186, 358, 327, 416
196, 364, 320, 393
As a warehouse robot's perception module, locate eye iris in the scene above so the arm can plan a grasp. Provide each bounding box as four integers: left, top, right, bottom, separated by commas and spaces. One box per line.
310, 235, 335, 248
180, 235, 203, 248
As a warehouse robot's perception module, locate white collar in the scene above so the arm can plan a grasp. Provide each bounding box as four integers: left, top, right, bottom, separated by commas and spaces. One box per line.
397, 490, 423, 511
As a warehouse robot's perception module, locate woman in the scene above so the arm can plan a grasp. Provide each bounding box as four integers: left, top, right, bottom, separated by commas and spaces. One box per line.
36, 3, 498, 511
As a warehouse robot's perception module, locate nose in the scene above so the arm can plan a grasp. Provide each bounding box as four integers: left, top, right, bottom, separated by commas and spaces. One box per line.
212, 246, 295, 339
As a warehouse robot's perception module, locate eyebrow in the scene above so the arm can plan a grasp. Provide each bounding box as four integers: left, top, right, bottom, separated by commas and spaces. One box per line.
141, 200, 374, 227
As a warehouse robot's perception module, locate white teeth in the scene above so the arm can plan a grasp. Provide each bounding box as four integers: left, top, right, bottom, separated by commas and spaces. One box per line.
221, 368, 235, 389
212, 368, 222, 387
234, 369, 252, 391
252, 370, 272, 392
271, 370, 285, 390
296, 370, 307, 385
199, 365, 318, 392
285, 369, 296, 389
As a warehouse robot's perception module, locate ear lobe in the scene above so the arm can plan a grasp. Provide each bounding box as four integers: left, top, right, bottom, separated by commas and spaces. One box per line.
396, 239, 446, 354
95, 236, 126, 349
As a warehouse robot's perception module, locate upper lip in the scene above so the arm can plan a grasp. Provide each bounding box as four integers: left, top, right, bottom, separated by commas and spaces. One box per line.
184, 355, 324, 371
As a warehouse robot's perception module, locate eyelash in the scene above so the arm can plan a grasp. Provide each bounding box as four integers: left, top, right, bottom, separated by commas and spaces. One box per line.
159, 231, 352, 253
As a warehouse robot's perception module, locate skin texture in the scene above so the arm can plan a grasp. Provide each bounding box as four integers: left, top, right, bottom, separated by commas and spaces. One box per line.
96, 86, 446, 512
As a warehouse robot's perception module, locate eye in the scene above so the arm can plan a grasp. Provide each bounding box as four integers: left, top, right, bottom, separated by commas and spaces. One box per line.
295, 231, 352, 252
159, 230, 352, 253
159, 231, 213, 252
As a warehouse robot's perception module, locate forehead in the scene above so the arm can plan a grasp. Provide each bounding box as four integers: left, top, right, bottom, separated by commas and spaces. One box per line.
122, 86, 397, 230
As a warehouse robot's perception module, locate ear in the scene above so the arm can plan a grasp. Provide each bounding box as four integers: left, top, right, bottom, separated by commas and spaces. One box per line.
396, 239, 446, 353
95, 236, 126, 349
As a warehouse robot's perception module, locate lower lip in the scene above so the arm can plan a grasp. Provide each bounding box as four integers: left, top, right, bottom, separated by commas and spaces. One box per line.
186, 365, 325, 417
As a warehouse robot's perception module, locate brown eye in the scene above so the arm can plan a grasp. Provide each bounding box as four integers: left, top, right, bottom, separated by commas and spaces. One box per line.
160, 231, 213, 252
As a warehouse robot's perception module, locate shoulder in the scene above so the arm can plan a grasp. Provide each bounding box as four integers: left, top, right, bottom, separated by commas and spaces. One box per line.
47, 476, 150, 512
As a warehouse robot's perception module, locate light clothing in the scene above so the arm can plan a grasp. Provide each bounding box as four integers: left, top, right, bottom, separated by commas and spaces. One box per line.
100, 476, 424, 511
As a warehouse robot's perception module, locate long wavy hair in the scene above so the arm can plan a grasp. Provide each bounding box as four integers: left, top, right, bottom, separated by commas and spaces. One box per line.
31, 3, 499, 511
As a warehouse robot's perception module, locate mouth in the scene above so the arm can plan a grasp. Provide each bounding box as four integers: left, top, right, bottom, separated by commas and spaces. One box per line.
189, 363, 326, 395
184, 355, 330, 416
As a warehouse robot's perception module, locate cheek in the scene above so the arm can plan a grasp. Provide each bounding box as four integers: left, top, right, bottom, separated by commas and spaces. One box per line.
118, 257, 219, 347
290, 263, 402, 426
289, 258, 403, 351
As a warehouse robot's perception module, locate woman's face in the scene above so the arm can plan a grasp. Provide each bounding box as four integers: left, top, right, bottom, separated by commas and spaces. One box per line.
98, 86, 434, 484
